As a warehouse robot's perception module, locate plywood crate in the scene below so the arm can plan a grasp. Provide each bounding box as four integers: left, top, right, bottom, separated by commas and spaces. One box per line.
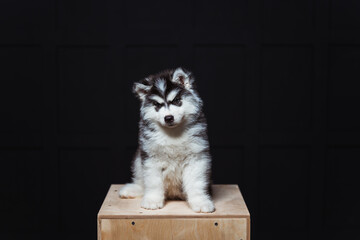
98, 184, 250, 240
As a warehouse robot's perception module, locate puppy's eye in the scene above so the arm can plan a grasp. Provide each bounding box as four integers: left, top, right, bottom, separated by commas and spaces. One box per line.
172, 97, 181, 105
153, 101, 162, 108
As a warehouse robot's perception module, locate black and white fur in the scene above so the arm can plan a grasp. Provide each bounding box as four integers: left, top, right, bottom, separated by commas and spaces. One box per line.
119, 68, 215, 213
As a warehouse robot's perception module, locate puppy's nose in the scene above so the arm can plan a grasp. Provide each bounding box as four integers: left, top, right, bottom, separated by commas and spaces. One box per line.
164, 115, 174, 123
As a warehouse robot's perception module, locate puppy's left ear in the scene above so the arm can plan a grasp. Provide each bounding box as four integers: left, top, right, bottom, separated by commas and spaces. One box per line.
172, 67, 193, 89
133, 78, 151, 101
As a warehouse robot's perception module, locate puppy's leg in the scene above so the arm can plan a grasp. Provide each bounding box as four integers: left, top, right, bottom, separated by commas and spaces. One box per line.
140, 159, 165, 210
119, 151, 144, 198
183, 155, 215, 213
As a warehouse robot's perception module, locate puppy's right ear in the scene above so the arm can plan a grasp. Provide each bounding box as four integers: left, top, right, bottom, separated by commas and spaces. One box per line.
133, 79, 151, 101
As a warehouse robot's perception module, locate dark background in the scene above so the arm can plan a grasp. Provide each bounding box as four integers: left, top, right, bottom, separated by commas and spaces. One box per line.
1, 0, 360, 239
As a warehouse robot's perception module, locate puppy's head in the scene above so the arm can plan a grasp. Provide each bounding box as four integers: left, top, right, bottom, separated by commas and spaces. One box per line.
133, 68, 202, 128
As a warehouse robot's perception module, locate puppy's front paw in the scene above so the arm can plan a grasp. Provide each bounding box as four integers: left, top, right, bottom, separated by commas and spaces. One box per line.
119, 184, 143, 199
141, 195, 164, 210
189, 198, 215, 213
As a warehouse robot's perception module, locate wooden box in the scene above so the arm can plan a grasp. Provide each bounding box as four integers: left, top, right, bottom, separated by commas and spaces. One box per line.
98, 184, 250, 240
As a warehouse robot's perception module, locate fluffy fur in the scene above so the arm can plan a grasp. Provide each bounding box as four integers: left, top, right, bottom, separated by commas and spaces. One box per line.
119, 68, 215, 213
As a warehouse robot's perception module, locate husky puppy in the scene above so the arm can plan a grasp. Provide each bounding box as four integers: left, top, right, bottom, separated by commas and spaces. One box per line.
119, 68, 215, 213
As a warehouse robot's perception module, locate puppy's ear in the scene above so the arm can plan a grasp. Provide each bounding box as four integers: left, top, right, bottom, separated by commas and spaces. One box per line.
133, 78, 151, 101
172, 67, 193, 89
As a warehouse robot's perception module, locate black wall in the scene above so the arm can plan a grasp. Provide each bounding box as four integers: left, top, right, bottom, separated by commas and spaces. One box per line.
1, 0, 360, 239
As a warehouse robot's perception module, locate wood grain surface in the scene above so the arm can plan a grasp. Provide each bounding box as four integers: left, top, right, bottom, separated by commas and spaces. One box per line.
98, 184, 250, 219
99, 218, 248, 240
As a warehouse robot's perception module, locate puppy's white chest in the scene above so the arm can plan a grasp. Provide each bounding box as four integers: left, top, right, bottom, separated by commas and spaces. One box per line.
147, 131, 193, 160
155, 144, 190, 160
